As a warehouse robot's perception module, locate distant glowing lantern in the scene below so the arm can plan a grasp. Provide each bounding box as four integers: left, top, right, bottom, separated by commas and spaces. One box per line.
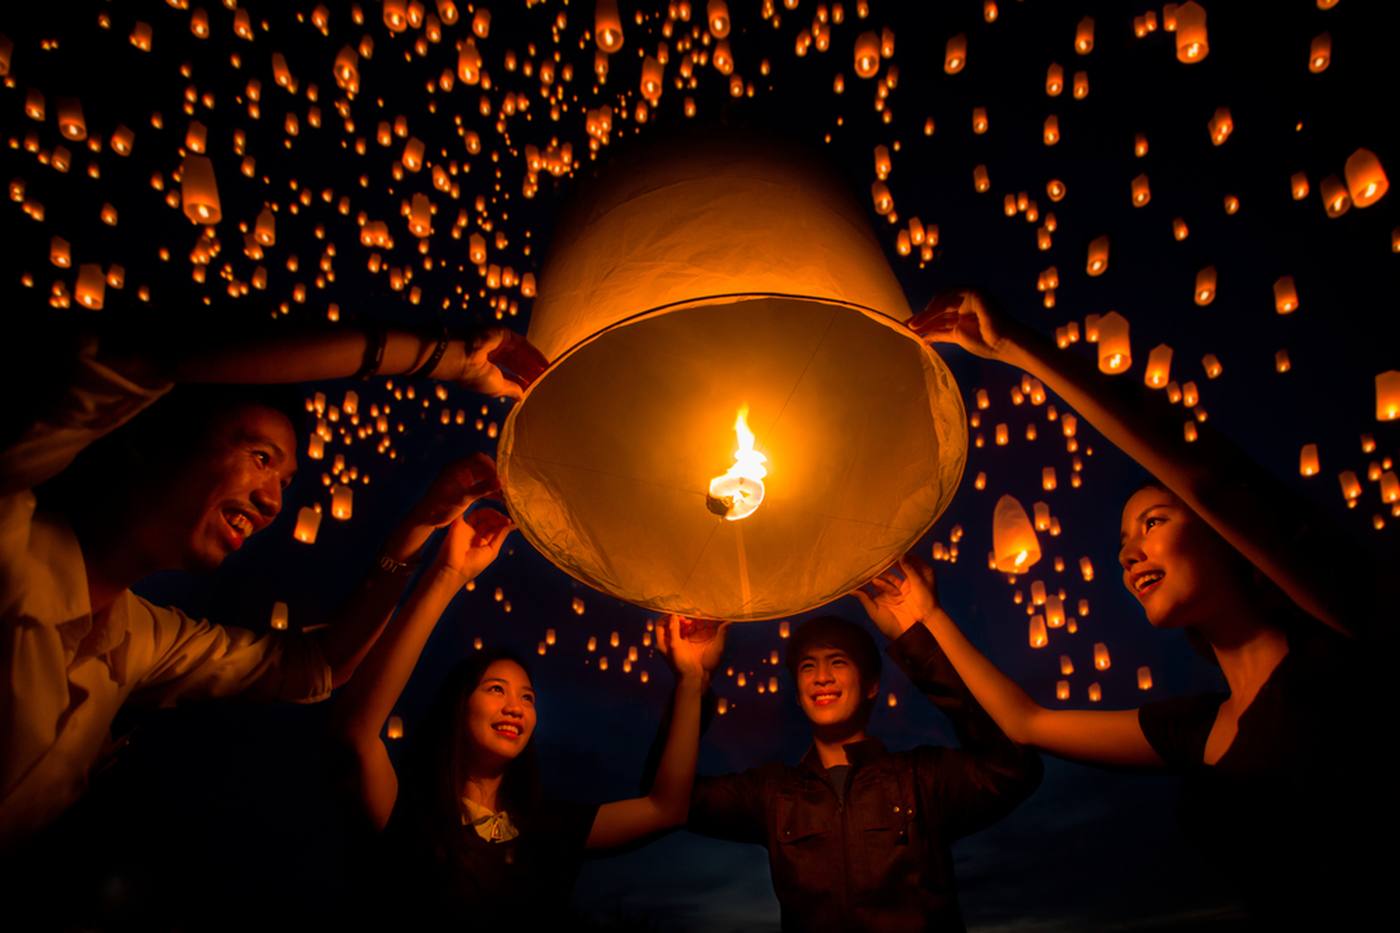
1096, 312, 1131, 374
1273, 276, 1299, 314
1344, 149, 1388, 207
992, 494, 1041, 574
1309, 33, 1331, 73
1175, 2, 1208, 62
1131, 174, 1151, 206
1093, 642, 1111, 671
1378, 372, 1400, 421
331, 485, 353, 520
293, 505, 322, 543
1320, 175, 1351, 217
1088, 683, 1102, 703
1145, 344, 1173, 388
1086, 235, 1109, 276
1056, 680, 1070, 701
1074, 17, 1094, 54
1042, 115, 1060, 146
180, 154, 221, 224
1046, 63, 1063, 96
944, 34, 967, 74
57, 98, 87, 141
499, 139, 966, 621
1209, 107, 1233, 145
271, 601, 289, 631
1137, 666, 1153, 690
1275, 350, 1291, 373
1172, 217, 1190, 240
1300, 444, 1320, 477
1195, 266, 1217, 305
708, 1, 731, 39
1028, 615, 1048, 648
1202, 354, 1222, 379
1291, 172, 1310, 200
852, 31, 878, 78
595, 0, 624, 52
386, 715, 404, 740
75, 264, 105, 309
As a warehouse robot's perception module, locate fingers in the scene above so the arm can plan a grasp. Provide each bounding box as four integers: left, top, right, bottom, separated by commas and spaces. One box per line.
654, 616, 671, 656
484, 330, 549, 393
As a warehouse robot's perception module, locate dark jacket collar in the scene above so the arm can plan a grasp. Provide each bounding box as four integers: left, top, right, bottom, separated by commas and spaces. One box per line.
799, 737, 889, 775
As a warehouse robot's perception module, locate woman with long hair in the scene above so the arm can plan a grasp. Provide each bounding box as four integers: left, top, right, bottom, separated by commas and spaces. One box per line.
852, 290, 1391, 926
331, 455, 724, 926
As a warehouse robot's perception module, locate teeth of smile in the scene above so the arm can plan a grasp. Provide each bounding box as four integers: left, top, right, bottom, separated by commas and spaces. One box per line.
493, 724, 520, 736
226, 512, 252, 535
1136, 572, 1163, 592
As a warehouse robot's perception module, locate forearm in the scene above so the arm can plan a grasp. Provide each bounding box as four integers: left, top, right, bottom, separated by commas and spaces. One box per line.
915, 609, 1045, 745
96, 318, 473, 387
646, 674, 706, 822
329, 567, 463, 742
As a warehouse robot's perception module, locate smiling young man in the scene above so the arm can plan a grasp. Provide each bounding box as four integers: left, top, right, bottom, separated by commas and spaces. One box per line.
0, 321, 544, 852
662, 612, 1041, 932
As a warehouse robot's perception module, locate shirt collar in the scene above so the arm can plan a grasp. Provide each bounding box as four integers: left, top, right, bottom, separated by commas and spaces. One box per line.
800, 737, 889, 774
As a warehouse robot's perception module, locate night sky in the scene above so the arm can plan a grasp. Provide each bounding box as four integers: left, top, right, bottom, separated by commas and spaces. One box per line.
3, 1, 1396, 929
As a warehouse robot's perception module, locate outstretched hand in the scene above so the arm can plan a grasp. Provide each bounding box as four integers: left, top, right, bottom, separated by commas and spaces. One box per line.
433, 506, 516, 583
455, 327, 548, 400
654, 615, 729, 683
410, 453, 500, 530
907, 289, 1023, 362
851, 552, 939, 641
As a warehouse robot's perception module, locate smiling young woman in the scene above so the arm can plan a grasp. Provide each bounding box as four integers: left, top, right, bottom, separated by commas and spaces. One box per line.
331, 498, 726, 926
874, 289, 1396, 925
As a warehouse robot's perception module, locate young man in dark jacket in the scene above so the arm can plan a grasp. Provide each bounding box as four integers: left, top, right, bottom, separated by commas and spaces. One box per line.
668, 558, 1041, 932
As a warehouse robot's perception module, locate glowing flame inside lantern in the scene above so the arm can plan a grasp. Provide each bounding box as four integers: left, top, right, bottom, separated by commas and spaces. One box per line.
706, 406, 768, 521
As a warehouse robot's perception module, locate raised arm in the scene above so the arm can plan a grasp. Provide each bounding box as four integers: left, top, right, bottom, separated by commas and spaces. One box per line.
585, 616, 724, 850
331, 495, 514, 830
92, 315, 546, 401
316, 455, 502, 687
911, 289, 1389, 640
855, 555, 1161, 769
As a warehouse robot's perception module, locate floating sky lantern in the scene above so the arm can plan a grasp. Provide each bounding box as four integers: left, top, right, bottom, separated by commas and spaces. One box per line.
992, 494, 1041, 574
1320, 175, 1351, 217
1195, 266, 1217, 305
1309, 33, 1331, 73
1378, 372, 1400, 421
1096, 312, 1131, 374
498, 139, 966, 621
1300, 443, 1320, 477
1344, 148, 1388, 207
180, 154, 221, 224
945, 33, 967, 74
1175, 2, 1208, 62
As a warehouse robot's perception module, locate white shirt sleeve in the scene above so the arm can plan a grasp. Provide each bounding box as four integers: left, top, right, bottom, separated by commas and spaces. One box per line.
128, 595, 333, 706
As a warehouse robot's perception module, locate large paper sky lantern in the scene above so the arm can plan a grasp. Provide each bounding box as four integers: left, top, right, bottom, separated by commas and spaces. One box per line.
498, 139, 967, 621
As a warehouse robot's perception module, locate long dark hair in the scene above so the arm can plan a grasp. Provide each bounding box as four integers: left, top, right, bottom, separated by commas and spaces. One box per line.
389, 650, 543, 856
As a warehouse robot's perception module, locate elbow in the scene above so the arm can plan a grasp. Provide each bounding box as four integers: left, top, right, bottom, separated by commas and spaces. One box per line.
650, 792, 690, 831
1004, 702, 1049, 747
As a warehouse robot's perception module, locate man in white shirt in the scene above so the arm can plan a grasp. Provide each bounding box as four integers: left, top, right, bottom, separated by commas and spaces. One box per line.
0, 322, 542, 851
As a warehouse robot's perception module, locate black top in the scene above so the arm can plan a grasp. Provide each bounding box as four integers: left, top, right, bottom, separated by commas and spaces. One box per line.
1138, 625, 1391, 927
377, 797, 599, 928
